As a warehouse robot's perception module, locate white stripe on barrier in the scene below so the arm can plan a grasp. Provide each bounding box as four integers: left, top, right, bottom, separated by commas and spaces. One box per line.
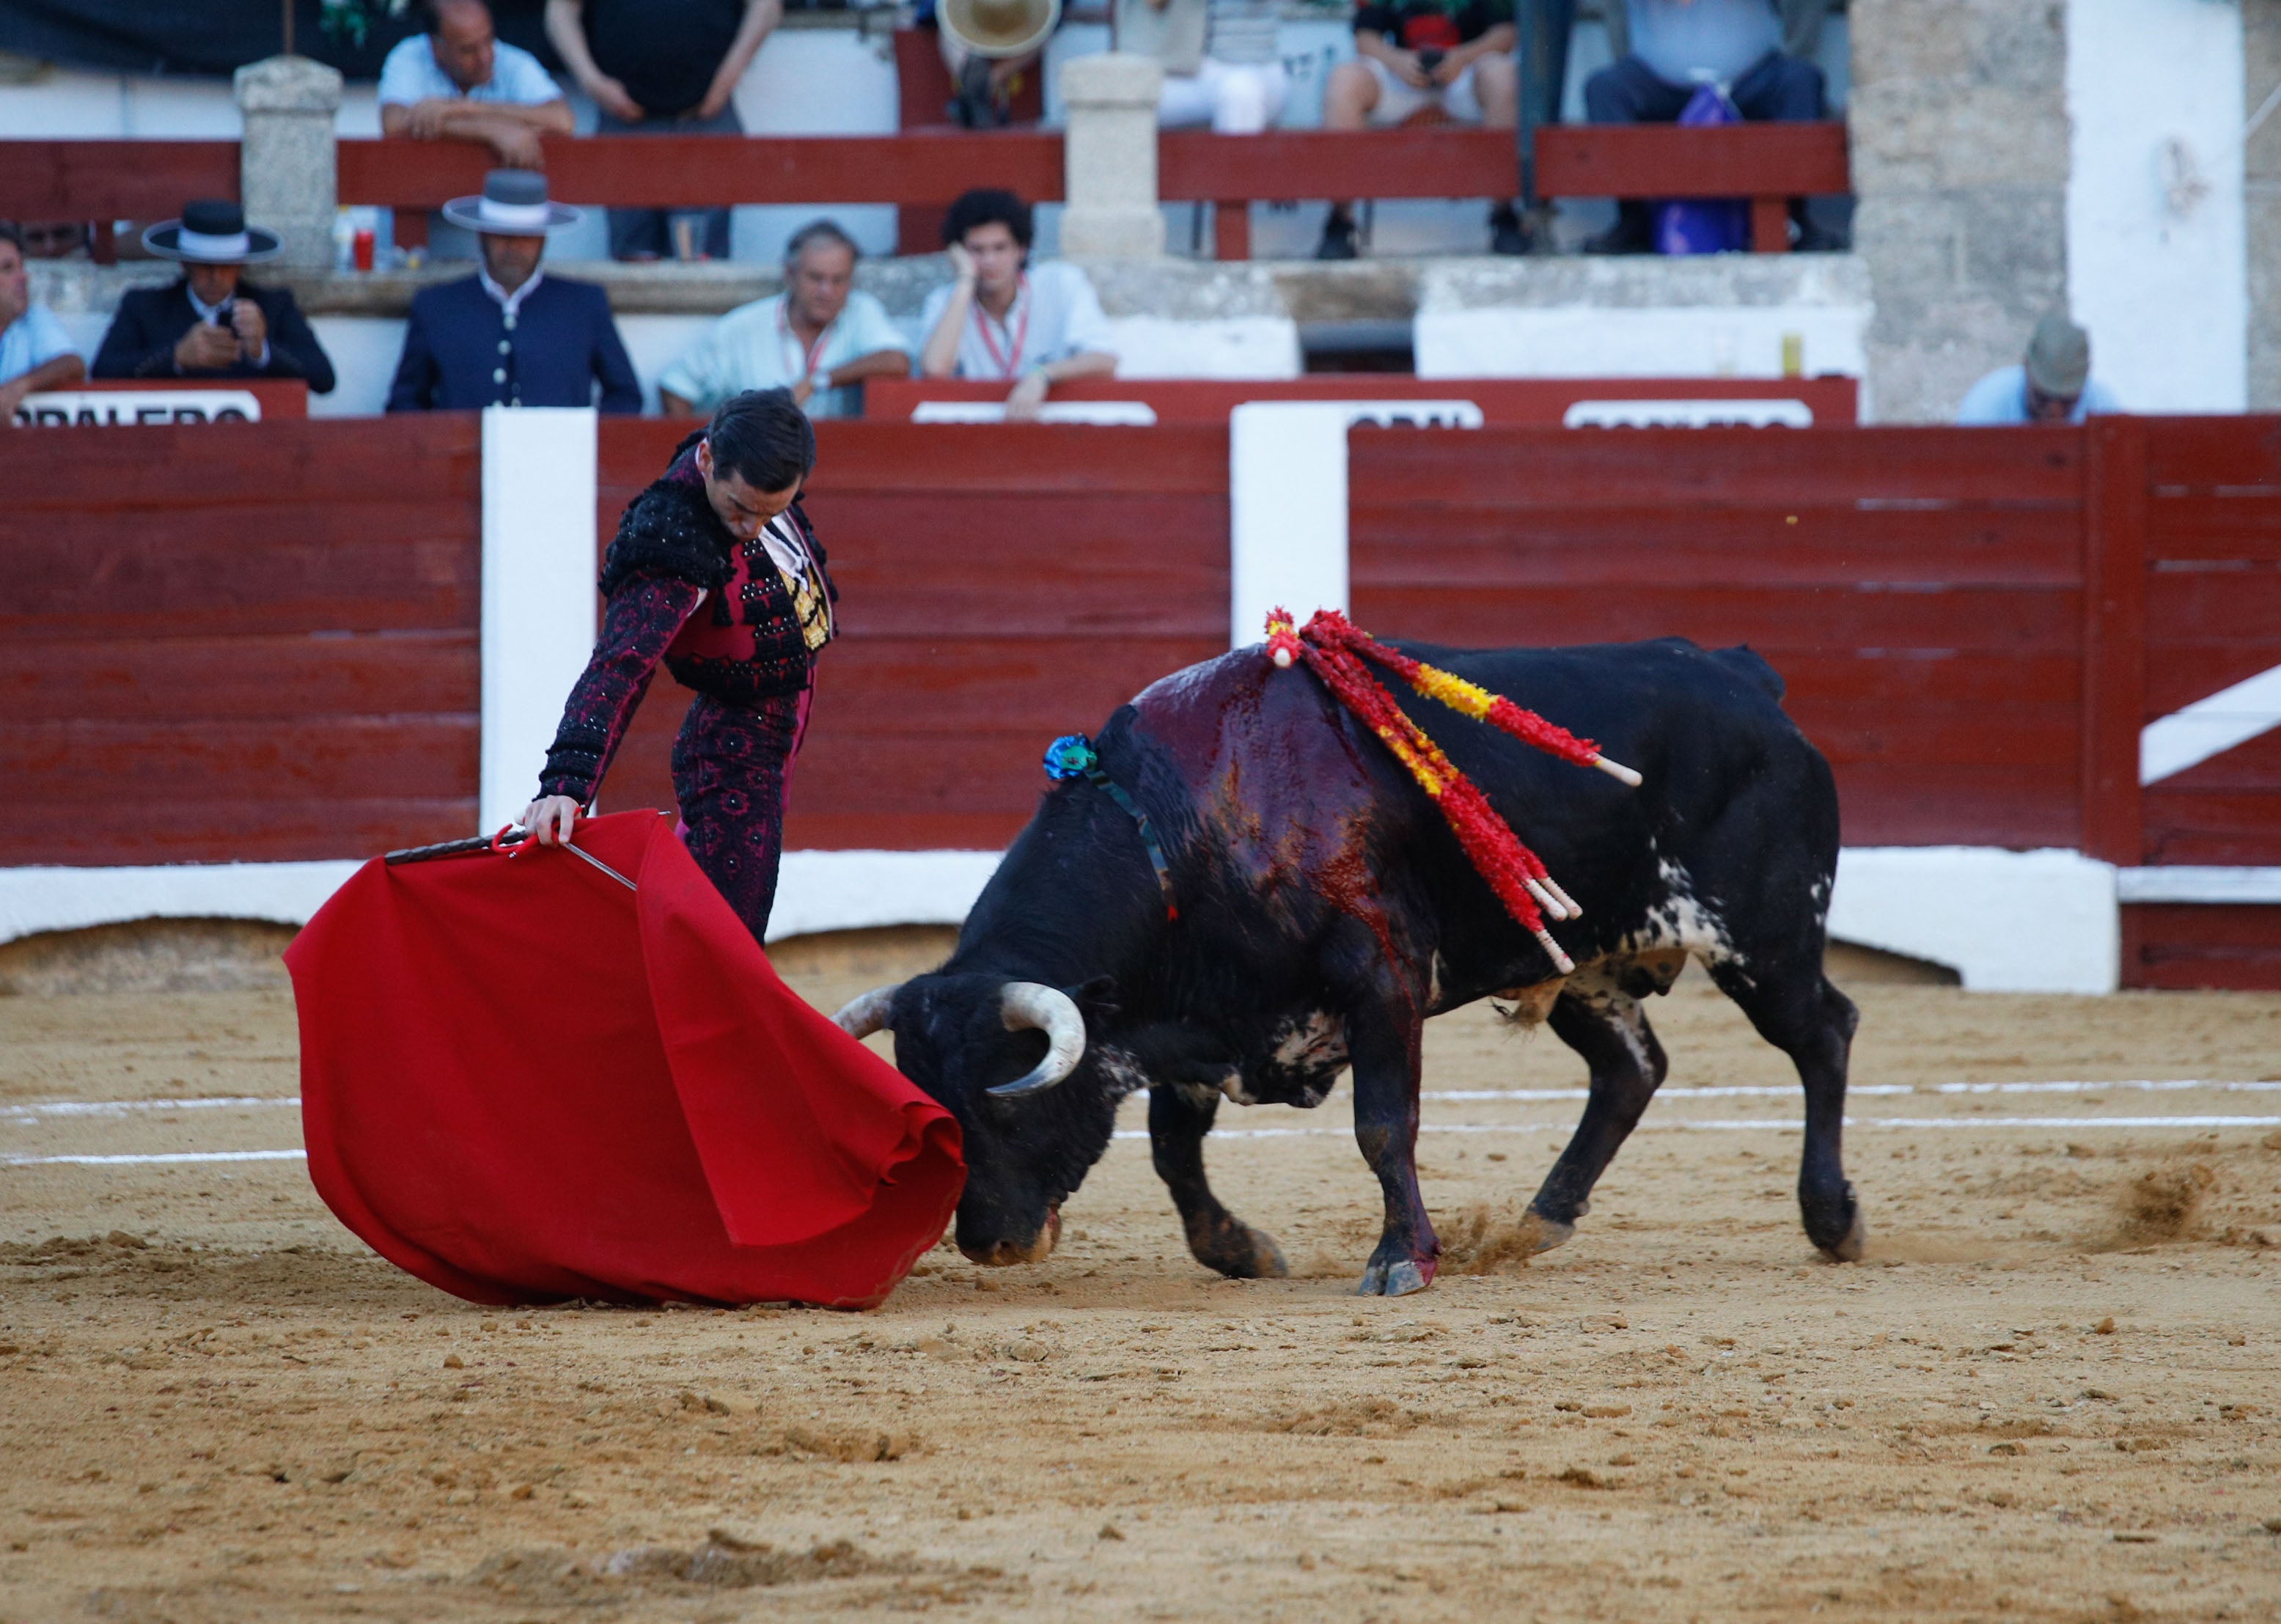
2139, 662, 2281, 785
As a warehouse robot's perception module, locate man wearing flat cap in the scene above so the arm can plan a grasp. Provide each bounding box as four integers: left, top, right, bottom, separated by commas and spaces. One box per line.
90, 201, 336, 392
386, 170, 642, 414
1957, 309, 2121, 425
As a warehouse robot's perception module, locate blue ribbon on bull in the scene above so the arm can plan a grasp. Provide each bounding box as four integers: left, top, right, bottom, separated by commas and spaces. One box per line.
1043, 733, 1179, 922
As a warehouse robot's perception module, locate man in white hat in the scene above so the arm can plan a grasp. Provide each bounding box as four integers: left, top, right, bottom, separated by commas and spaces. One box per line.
1957, 309, 2122, 425
89, 200, 335, 392
386, 170, 641, 414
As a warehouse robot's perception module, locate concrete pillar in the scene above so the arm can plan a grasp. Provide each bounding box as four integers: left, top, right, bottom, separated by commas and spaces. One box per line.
1059, 53, 1164, 260
233, 55, 343, 271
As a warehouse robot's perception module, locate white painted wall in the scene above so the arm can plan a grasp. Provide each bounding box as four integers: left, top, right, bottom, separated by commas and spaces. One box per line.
1827, 847, 2120, 994
1415, 303, 1871, 381
2065, 0, 2248, 412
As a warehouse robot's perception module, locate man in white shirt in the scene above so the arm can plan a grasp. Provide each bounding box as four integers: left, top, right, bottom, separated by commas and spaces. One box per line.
0, 224, 85, 424
659, 220, 912, 419
1956, 309, 2123, 426
917, 189, 1117, 420
379, 0, 574, 171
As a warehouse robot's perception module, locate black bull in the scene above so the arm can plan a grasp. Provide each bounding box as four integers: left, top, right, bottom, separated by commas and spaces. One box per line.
836, 636, 1863, 1296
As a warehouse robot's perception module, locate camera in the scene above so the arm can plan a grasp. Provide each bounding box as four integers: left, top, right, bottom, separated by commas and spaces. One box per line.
207, 297, 238, 326
1415, 46, 1444, 72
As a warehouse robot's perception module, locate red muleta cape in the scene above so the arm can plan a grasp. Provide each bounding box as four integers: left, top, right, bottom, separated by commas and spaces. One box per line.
284, 811, 964, 1309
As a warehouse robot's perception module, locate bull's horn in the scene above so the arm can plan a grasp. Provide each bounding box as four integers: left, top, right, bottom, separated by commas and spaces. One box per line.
989, 982, 1087, 1098
833, 984, 902, 1039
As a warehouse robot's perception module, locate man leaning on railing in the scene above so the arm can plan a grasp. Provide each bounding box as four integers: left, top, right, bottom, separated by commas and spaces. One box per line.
919, 190, 1117, 422
0, 225, 86, 424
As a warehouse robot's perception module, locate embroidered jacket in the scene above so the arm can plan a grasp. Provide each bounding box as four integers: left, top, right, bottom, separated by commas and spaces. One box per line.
537, 443, 837, 804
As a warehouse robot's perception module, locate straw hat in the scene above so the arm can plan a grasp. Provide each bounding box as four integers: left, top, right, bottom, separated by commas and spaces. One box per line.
941, 0, 1060, 59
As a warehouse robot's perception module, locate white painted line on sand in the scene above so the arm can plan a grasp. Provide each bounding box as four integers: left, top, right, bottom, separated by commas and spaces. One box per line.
3, 1149, 309, 1167
3, 1096, 300, 1122
1424, 1081, 2281, 1103
1112, 1114, 2281, 1141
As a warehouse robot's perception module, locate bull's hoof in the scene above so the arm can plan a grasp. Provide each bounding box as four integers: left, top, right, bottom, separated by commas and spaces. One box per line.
1516, 1208, 1576, 1256
1802, 1181, 1863, 1262
1188, 1216, 1290, 1280
1356, 1257, 1433, 1297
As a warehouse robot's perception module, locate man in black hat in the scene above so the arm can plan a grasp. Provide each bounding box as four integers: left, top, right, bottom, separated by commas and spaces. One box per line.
386, 170, 642, 413
89, 202, 335, 392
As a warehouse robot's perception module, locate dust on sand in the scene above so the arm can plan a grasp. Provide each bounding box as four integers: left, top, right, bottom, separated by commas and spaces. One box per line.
3, 929, 2280, 1622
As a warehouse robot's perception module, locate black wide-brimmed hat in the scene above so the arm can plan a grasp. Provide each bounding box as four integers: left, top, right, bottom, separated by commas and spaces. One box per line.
441, 169, 581, 235
142, 199, 283, 264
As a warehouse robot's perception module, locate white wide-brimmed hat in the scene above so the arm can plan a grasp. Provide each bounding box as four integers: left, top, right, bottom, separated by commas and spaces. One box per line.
142, 199, 284, 264
441, 169, 582, 235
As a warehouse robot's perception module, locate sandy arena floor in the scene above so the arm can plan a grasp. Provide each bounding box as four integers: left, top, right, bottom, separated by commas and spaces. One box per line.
3, 930, 2280, 1623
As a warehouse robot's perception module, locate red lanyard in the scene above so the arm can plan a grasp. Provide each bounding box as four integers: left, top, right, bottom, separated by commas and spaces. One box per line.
971, 276, 1031, 381
779, 303, 832, 383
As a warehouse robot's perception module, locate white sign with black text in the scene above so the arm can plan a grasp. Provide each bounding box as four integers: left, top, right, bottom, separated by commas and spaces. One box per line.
12, 390, 265, 427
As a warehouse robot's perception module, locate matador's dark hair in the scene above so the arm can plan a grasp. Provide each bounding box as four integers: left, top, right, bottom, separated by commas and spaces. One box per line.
705, 388, 816, 492
941, 188, 1032, 251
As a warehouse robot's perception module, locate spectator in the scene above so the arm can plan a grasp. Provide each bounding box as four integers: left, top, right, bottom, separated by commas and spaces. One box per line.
1315, 0, 1527, 257
1957, 309, 2120, 425
91, 202, 335, 394
15, 221, 89, 260
544, 0, 782, 262
0, 224, 86, 422
386, 171, 641, 414
380, 0, 573, 172
918, 189, 1117, 421
1580, 0, 1832, 254
1120, 0, 1288, 135
935, 0, 1056, 128
658, 221, 911, 420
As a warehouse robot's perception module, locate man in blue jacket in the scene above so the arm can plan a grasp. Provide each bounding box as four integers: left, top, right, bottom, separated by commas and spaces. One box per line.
386, 170, 642, 413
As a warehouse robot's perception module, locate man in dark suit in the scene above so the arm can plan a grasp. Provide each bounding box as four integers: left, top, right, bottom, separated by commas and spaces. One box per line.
90, 201, 336, 392
386, 169, 642, 413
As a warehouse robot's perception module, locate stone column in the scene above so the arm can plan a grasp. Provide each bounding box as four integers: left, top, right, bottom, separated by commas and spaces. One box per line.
234, 56, 344, 271
1059, 53, 1164, 260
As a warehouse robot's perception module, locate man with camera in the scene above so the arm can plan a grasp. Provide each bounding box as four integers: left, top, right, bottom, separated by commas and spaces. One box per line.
90, 201, 335, 393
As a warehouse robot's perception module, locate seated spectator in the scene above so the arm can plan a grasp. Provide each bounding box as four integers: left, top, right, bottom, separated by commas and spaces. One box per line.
544, 0, 782, 262
386, 171, 641, 414
658, 221, 911, 420
918, 189, 1117, 421
91, 202, 336, 394
15, 221, 89, 260
1957, 309, 2120, 425
1316, 0, 1527, 258
381, 0, 573, 172
1581, 0, 1832, 254
935, 0, 1057, 128
1120, 0, 1288, 134
0, 224, 86, 422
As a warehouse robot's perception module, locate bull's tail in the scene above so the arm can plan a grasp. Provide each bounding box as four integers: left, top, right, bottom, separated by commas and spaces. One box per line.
1711, 644, 1785, 702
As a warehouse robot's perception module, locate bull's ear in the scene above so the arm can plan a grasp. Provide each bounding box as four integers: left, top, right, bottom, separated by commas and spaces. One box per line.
1069, 976, 1120, 1022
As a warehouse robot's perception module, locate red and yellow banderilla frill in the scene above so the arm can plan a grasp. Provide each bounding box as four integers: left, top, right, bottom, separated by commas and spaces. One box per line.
1264, 609, 1642, 976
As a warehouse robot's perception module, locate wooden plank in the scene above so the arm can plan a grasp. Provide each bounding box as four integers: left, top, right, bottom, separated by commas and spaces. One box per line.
1350, 507, 2086, 585
2144, 645, 2281, 718
3, 717, 477, 802
1349, 584, 2085, 654
1213, 200, 1251, 261
2079, 415, 2147, 864
2145, 569, 2281, 645
1824, 764, 2080, 848
0, 140, 239, 217
2139, 727, 2281, 790
2143, 414, 2281, 488
0, 799, 476, 869
4, 538, 477, 639
1770, 650, 2080, 707
2148, 493, 2281, 562
2141, 790, 2281, 865
0, 631, 477, 722
0, 416, 482, 510
1535, 122, 1850, 199
2122, 903, 2281, 991
1782, 704, 2082, 768
338, 133, 1068, 209
1749, 195, 1788, 252
1348, 427, 2084, 507
1159, 127, 1514, 200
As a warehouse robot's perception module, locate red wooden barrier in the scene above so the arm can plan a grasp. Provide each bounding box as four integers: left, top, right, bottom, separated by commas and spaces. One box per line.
867, 375, 1861, 425
0, 417, 482, 866
595, 420, 1230, 851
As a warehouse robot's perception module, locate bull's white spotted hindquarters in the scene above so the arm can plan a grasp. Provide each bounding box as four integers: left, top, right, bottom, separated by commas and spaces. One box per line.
834, 636, 1862, 1295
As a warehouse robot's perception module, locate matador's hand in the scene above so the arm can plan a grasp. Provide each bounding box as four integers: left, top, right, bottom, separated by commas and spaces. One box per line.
521, 795, 583, 846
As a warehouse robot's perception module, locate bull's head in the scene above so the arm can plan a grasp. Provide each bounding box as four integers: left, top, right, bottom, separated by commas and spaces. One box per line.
835, 974, 1119, 1266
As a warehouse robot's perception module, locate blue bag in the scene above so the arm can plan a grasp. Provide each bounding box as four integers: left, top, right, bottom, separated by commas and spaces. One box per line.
1654, 82, 1752, 255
